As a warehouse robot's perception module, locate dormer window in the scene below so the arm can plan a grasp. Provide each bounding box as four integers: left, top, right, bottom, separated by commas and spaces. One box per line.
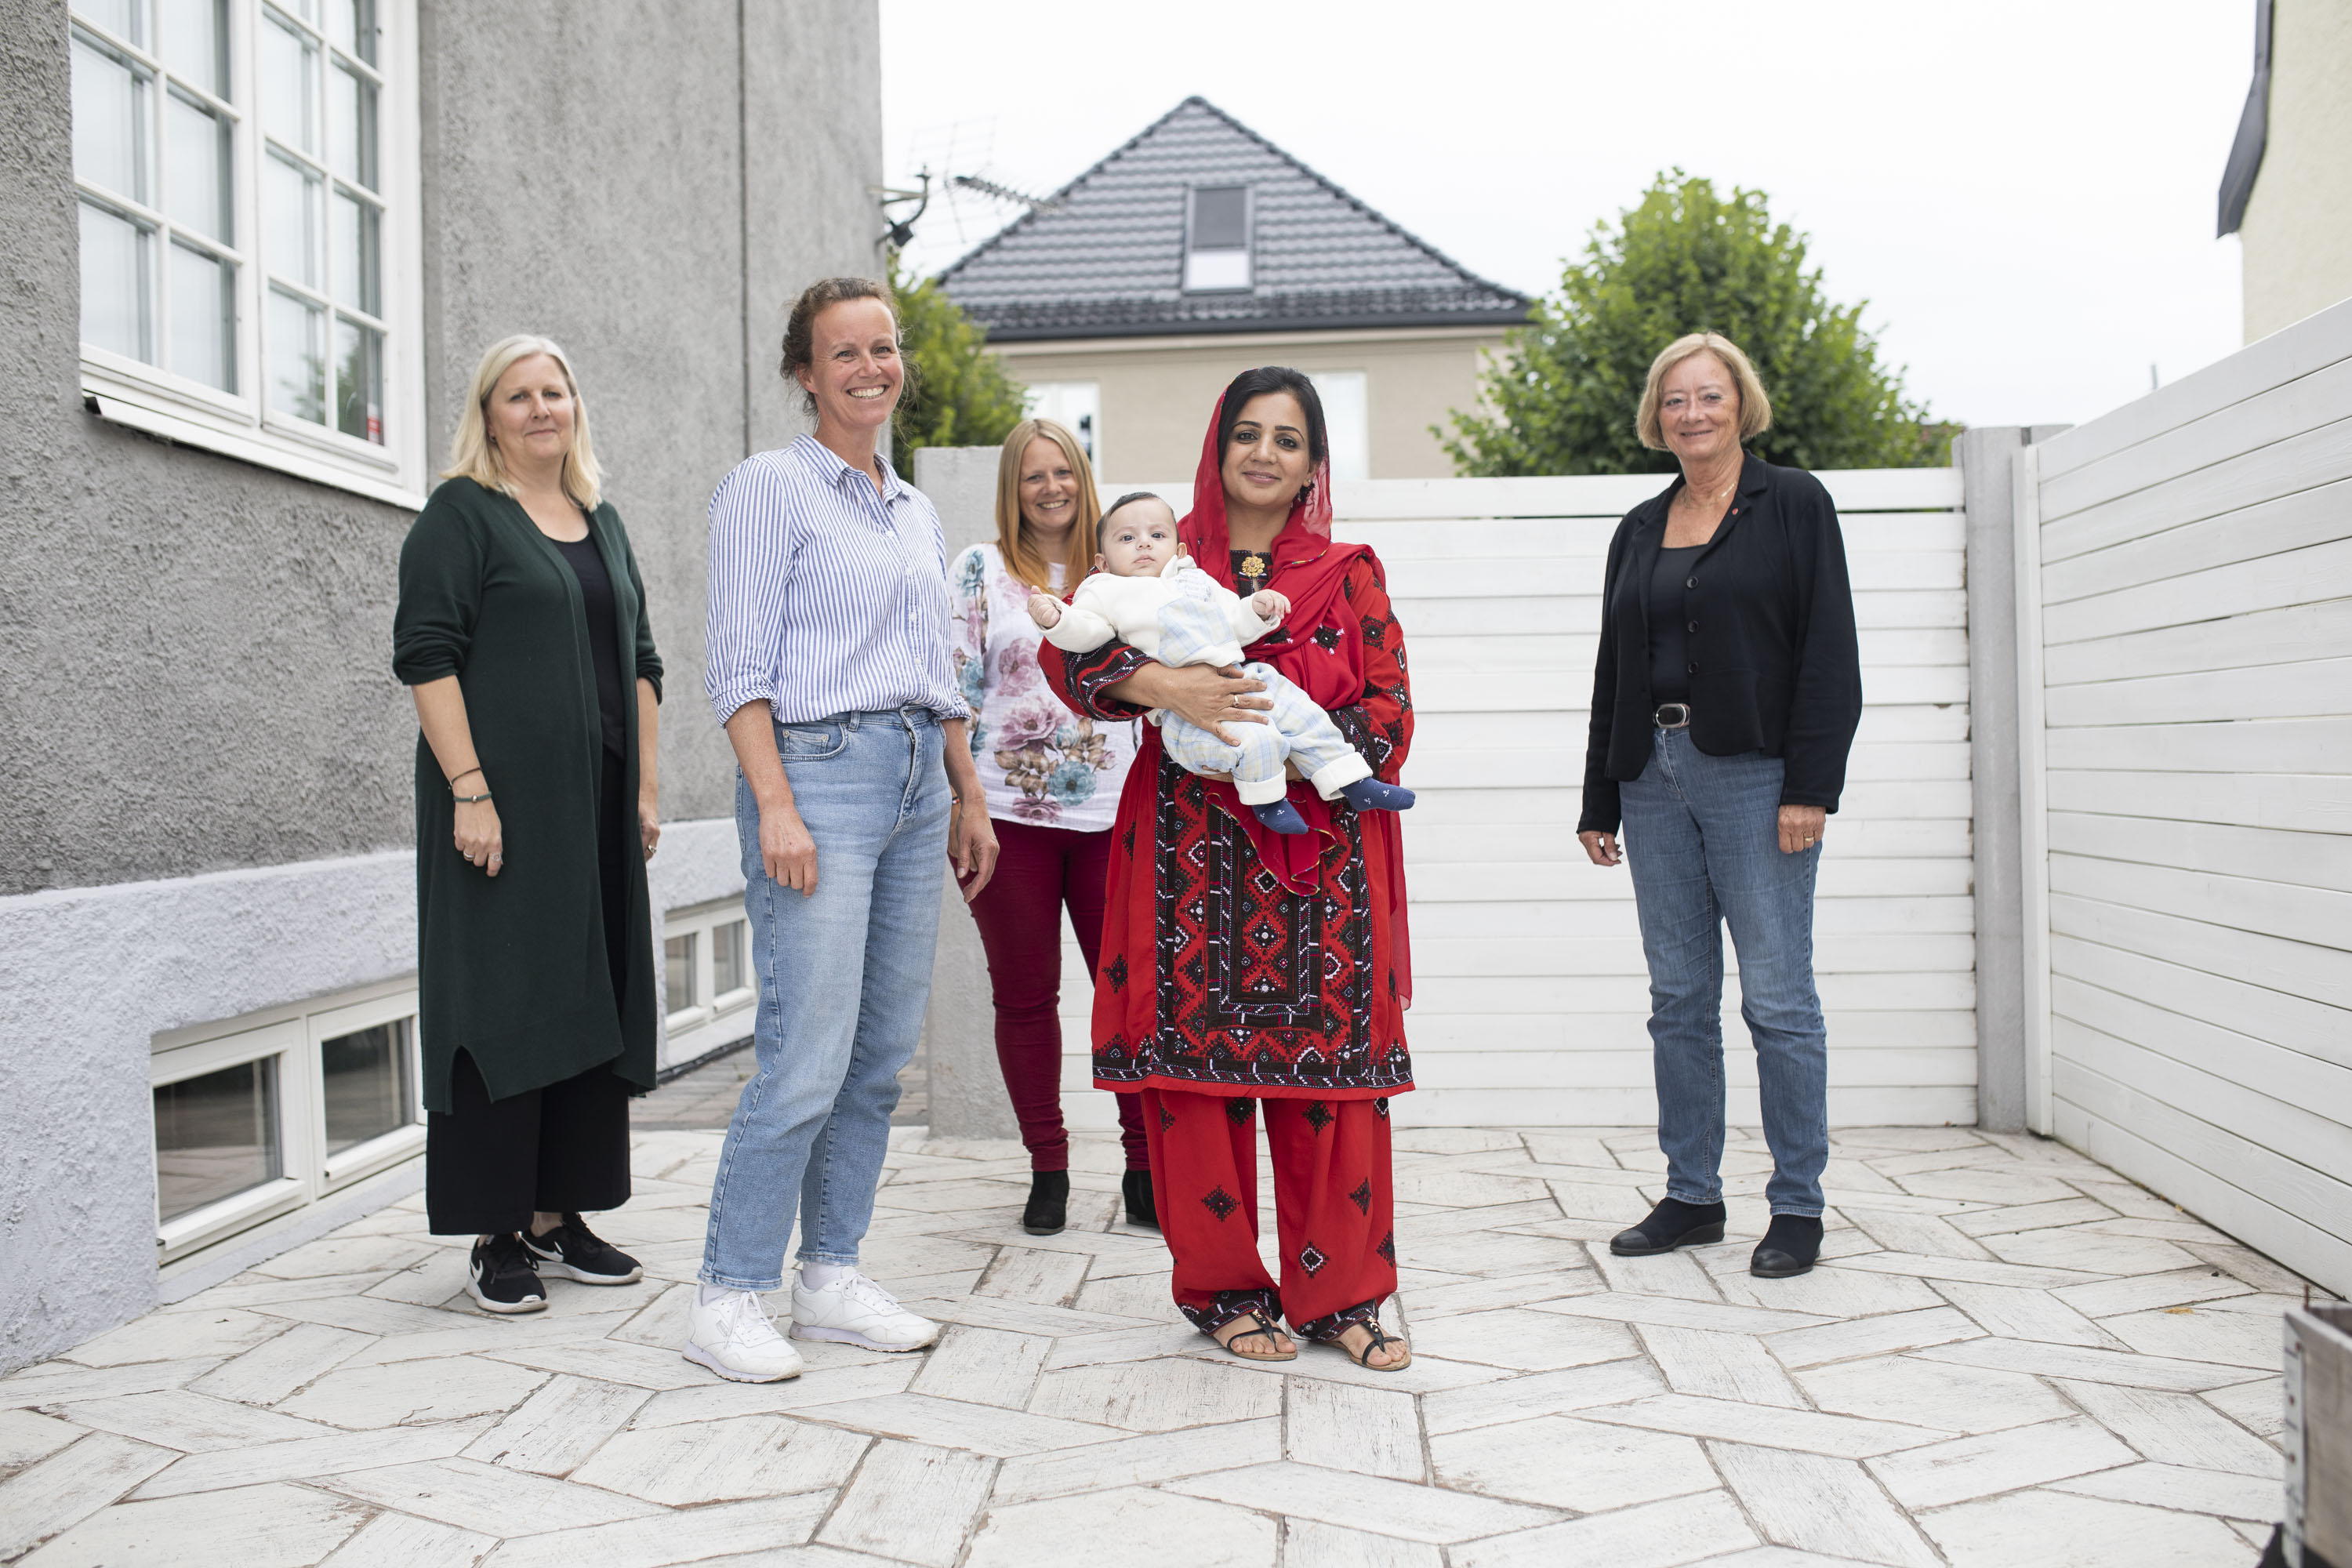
1184, 184, 1252, 292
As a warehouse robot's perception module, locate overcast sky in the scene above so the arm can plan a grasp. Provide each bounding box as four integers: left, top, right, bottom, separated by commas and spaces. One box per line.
879, 0, 2254, 434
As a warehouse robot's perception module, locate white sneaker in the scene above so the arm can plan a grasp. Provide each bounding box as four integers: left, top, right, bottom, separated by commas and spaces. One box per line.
683, 1287, 804, 1383
791, 1269, 939, 1352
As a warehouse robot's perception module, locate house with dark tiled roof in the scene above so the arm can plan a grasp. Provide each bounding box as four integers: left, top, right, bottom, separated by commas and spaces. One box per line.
938, 96, 1532, 480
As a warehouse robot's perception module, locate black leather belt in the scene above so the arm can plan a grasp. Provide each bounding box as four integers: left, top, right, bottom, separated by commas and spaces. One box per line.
1653, 703, 1693, 730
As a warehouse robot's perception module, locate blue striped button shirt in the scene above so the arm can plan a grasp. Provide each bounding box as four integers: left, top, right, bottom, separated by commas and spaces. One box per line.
704, 434, 970, 728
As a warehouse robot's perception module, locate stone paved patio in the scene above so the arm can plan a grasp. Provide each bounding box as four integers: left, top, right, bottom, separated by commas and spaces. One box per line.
0, 1123, 2310, 1566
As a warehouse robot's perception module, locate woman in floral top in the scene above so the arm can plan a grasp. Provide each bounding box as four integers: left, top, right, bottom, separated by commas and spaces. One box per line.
949, 419, 1147, 1235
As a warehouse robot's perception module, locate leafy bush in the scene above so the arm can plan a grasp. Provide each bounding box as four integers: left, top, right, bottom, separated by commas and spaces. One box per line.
1443, 172, 1954, 475
891, 256, 1027, 457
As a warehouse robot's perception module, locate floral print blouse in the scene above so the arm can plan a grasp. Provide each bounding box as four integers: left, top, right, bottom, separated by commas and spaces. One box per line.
950, 543, 1139, 831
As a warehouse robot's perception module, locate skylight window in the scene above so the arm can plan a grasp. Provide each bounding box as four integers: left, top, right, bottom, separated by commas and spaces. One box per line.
1184, 184, 1252, 292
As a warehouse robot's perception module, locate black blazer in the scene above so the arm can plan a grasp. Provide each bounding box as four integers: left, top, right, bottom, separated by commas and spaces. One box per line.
1578, 454, 1862, 835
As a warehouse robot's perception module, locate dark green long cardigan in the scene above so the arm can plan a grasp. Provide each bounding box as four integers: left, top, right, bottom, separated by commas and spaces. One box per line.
392, 477, 663, 1112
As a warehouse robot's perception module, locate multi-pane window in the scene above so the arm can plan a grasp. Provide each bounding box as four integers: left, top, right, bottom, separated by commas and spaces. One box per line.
664, 899, 756, 1065
151, 983, 422, 1265
72, 0, 241, 391
256, 0, 386, 442
69, 1, 419, 503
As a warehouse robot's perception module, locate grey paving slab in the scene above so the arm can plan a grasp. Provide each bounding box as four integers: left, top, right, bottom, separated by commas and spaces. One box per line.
2, 1124, 2320, 1566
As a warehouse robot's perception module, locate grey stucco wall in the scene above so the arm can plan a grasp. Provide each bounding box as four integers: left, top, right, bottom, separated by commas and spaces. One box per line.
0, 0, 884, 1370
2, 0, 886, 900
417, 0, 884, 829
1, 0, 417, 902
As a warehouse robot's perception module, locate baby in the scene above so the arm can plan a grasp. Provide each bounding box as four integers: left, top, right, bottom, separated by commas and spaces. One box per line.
1029, 492, 1413, 835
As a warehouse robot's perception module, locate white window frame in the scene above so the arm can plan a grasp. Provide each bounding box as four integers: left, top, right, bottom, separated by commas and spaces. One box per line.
149, 1017, 311, 1262
1183, 183, 1254, 294
71, 0, 428, 510
307, 989, 426, 1192
151, 977, 423, 1265
663, 896, 757, 1066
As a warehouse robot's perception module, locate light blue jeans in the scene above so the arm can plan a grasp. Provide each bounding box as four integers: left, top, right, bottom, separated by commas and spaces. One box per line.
1620, 728, 1829, 1217
699, 707, 949, 1290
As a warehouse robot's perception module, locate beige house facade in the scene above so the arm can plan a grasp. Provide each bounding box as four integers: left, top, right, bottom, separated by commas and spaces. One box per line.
941, 98, 1529, 482
2222, 0, 2352, 342
999, 323, 1504, 483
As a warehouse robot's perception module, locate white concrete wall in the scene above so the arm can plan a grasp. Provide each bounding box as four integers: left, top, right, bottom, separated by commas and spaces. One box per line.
1019, 469, 1975, 1132
2024, 294, 2352, 1297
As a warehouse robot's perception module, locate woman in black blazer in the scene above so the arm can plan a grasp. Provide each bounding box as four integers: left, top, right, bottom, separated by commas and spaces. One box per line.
1576, 333, 1862, 1280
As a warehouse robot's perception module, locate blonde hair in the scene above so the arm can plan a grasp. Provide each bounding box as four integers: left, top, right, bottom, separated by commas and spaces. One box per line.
444, 334, 603, 507
1636, 332, 1773, 451
993, 419, 1102, 592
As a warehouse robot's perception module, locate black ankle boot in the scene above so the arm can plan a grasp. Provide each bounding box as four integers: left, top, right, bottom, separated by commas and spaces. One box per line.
1123, 1169, 1158, 1229
1023, 1170, 1069, 1236
1751, 1214, 1823, 1278
1610, 1196, 1728, 1257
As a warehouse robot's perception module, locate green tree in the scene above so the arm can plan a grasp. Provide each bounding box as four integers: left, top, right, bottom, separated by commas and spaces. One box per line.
891, 254, 1028, 456
1442, 172, 1953, 475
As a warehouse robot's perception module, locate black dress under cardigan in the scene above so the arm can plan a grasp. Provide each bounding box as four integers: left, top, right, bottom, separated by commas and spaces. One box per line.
1579, 454, 1862, 836
393, 477, 663, 1114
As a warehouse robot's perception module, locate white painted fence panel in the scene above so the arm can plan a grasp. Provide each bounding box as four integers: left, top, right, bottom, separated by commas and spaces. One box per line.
2027, 294, 2352, 1296
1054, 467, 1973, 1130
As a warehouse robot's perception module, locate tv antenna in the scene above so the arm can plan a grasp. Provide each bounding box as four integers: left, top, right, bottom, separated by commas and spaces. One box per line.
949, 172, 1064, 213
873, 170, 931, 251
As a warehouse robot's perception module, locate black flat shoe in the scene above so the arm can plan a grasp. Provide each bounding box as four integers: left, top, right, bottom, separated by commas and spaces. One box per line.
1123, 1169, 1158, 1229
1022, 1170, 1069, 1236
1610, 1197, 1728, 1257
1751, 1214, 1824, 1278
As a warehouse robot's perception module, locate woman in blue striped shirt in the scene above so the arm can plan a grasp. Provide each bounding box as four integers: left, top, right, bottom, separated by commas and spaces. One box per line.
685, 277, 1000, 1384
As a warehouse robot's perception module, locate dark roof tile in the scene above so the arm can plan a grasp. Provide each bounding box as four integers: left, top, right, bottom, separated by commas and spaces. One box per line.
938, 97, 1532, 341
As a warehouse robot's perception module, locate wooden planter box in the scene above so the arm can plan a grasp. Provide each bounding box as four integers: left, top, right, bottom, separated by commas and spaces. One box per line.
2288, 1304, 2352, 1568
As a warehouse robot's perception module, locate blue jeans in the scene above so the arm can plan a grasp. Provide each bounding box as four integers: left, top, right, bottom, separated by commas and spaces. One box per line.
1620, 728, 1828, 1217
699, 707, 949, 1290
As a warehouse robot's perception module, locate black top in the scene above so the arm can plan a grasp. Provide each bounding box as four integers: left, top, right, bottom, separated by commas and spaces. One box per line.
1647, 544, 1706, 705
1578, 454, 1863, 835
552, 532, 627, 757
393, 479, 665, 1112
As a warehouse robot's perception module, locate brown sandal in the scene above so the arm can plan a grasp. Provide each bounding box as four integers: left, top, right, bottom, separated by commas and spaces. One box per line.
1208, 1308, 1298, 1363
1332, 1319, 1412, 1372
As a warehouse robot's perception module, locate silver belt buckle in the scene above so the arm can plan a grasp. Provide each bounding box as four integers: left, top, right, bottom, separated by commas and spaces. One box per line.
1654, 702, 1692, 730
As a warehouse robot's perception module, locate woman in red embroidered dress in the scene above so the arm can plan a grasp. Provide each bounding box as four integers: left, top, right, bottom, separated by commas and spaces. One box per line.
1040, 367, 1414, 1370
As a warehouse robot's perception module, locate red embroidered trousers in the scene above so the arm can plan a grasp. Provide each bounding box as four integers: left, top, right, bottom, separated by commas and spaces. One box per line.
1142, 1087, 1396, 1334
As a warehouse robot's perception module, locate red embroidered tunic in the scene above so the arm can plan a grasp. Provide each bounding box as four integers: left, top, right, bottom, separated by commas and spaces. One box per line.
1043, 552, 1414, 1102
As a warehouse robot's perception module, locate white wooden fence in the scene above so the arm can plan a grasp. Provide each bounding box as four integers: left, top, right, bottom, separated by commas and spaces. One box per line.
2019, 295, 2352, 1295
1049, 467, 1974, 1130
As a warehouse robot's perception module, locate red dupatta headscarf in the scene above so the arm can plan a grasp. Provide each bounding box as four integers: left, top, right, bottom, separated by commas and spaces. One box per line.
1171, 390, 1412, 1002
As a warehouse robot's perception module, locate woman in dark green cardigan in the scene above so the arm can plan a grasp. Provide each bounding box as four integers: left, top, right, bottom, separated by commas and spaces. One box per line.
394, 335, 662, 1315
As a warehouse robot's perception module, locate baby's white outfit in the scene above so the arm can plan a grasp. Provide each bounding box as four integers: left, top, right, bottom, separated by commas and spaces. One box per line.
1042, 554, 1374, 806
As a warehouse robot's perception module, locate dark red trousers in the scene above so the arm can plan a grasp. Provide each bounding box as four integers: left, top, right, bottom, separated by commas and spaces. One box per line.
1142, 1087, 1396, 1338
965, 816, 1145, 1171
